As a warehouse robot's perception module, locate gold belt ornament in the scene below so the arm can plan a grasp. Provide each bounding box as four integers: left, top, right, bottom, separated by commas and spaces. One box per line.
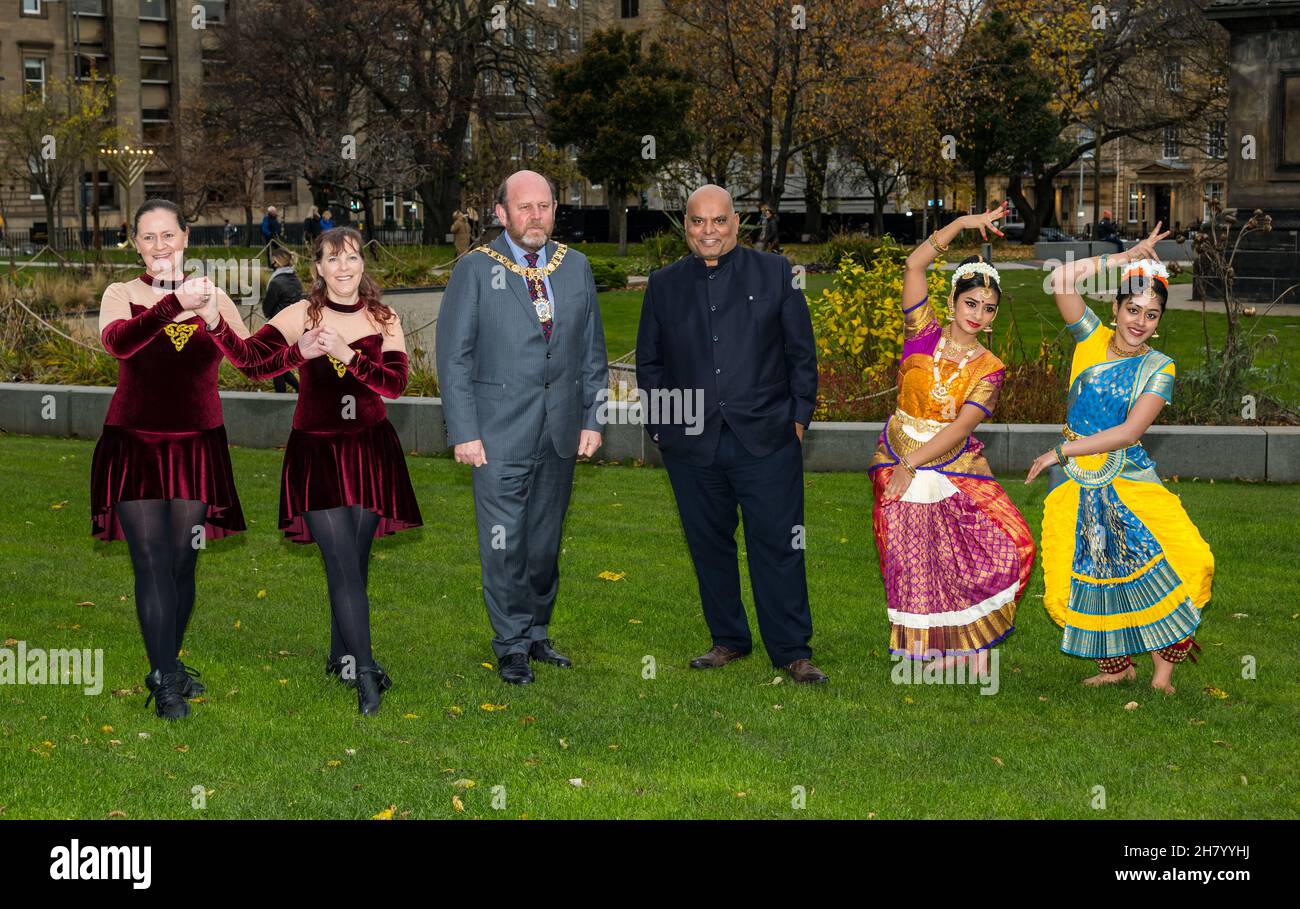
887, 409, 965, 467
1059, 424, 1126, 487
326, 354, 350, 378
163, 323, 197, 352
475, 243, 568, 322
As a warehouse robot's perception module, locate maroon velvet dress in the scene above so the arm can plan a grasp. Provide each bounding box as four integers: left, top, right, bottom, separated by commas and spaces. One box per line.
90, 273, 246, 541
205, 299, 422, 544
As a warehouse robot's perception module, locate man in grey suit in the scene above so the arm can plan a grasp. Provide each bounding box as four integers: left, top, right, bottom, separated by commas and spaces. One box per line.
436, 170, 608, 685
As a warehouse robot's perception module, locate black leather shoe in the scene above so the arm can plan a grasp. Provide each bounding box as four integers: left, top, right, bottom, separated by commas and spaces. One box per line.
357, 666, 386, 715
327, 656, 392, 692
144, 669, 191, 720
529, 639, 572, 668
174, 660, 205, 697
499, 652, 534, 685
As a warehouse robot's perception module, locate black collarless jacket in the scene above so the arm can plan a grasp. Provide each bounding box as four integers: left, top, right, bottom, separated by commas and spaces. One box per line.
635, 244, 817, 465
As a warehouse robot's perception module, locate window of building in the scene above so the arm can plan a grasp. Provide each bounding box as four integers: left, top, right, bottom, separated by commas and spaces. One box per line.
1127, 187, 1142, 224
383, 190, 396, 223
547, 29, 557, 51
21, 0, 43, 17
1203, 182, 1222, 222
1162, 127, 1179, 159
1163, 59, 1181, 92
525, 24, 536, 48
263, 173, 294, 203
28, 156, 45, 200
570, 0, 579, 8
1206, 120, 1226, 159
71, 0, 104, 13
23, 57, 47, 99
140, 0, 167, 20
83, 170, 117, 209
197, 0, 227, 23
621, 0, 639, 17
140, 57, 172, 82
568, 27, 578, 51
143, 174, 176, 200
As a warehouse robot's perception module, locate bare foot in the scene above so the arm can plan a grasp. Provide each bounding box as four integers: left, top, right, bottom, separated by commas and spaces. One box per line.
1150, 653, 1177, 694
1082, 666, 1136, 686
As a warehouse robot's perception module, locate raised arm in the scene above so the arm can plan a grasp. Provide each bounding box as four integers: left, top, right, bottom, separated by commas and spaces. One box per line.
204, 299, 312, 380
98, 283, 186, 358
903, 202, 1008, 312
1047, 222, 1169, 326
339, 310, 410, 400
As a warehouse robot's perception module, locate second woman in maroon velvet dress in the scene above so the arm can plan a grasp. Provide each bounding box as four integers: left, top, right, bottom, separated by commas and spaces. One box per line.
200, 226, 421, 716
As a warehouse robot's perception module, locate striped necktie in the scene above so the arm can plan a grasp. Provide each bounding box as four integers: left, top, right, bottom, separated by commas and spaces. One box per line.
524, 252, 554, 341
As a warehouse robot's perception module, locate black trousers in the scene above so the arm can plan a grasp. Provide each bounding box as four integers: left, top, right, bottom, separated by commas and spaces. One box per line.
662, 422, 813, 666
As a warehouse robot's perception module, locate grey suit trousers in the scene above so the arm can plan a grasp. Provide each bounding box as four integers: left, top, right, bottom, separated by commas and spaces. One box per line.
472, 413, 576, 658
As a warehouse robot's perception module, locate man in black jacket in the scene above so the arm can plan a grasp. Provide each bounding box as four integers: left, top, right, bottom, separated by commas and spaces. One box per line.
635, 185, 826, 683
261, 248, 302, 392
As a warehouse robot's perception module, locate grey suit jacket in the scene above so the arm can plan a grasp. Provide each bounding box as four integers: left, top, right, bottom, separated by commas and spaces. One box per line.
436, 232, 608, 460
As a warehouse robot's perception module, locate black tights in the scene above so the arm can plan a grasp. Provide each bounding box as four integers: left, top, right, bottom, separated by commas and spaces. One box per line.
114, 498, 208, 674
304, 505, 380, 670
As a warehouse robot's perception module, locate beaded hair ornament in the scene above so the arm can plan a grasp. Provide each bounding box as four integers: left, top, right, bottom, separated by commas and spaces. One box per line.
950, 260, 1002, 301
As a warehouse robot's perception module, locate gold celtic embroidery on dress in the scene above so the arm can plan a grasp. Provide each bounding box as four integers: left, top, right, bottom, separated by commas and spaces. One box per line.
326, 354, 350, 378
163, 323, 197, 352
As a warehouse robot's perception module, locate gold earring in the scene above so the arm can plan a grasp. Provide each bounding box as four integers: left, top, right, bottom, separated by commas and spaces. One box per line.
982, 323, 994, 333
1109, 318, 1117, 327
1151, 331, 1160, 338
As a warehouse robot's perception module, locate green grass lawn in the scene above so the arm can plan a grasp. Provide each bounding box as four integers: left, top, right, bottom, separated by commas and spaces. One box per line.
0, 433, 1295, 820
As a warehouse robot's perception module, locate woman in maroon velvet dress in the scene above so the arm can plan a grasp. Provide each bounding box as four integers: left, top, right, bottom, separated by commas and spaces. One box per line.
91, 200, 252, 720
199, 226, 421, 716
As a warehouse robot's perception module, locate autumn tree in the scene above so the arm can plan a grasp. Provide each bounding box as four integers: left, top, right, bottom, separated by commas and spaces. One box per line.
0, 75, 119, 236
546, 28, 694, 255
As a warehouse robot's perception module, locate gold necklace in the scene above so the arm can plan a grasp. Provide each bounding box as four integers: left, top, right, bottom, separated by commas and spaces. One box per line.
1107, 336, 1150, 359
940, 322, 980, 355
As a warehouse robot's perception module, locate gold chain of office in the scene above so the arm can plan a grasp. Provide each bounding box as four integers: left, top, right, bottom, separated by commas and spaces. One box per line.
475, 243, 568, 322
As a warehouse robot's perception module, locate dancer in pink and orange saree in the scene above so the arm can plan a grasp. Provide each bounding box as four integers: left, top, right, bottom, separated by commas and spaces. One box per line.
868, 204, 1036, 674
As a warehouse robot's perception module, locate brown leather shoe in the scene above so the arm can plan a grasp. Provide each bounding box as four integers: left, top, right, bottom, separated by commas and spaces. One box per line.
782, 658, 828, 683
689, 644, 748, 669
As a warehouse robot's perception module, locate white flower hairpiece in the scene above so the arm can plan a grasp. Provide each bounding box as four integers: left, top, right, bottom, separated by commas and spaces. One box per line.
1120, 258, 1170, 287
951, 261, 1001, 289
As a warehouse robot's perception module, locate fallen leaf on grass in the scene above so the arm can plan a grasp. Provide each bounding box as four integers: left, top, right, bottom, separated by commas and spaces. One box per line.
451, 779, 475, 790
106, 810, 126, 819
991, 756, 1004, 768
1123, 701, 1139, 711
1203, 686, 1229, 699
452, 795, 465, 812
568, 778, 584, 788
372, 805, 396, 820
597, 571, 626, 581
174, 745, 189, 753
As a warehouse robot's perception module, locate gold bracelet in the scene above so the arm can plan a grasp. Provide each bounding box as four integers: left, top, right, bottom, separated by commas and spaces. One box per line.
927, 231, 949, 254
898, 455, 917, 477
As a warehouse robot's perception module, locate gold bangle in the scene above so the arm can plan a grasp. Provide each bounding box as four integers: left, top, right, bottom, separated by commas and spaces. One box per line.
899, 455, 917, 477
927, 231, 949, 254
